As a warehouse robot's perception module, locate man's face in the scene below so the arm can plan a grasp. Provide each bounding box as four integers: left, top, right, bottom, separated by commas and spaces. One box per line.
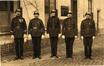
51, 12, 56, 17
67, 13, 72, 18
86, 15, 91, 19
34, 14, 39, 18
16, 12, 21, 16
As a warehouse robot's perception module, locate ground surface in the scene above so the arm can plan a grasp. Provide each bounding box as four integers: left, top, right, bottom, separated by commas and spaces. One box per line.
1, 34, 104, 66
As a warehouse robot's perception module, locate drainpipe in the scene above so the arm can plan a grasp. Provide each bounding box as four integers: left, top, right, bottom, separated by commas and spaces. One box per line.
7, 1, 11, 24
97, 9, 100, 33
88, 0, 92, 12
88, 0, 93, 19
18, 0, 22, 16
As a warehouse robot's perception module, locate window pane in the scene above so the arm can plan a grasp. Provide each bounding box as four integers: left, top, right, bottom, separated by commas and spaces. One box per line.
0, 1, 8, 11
61, 6, 69, 16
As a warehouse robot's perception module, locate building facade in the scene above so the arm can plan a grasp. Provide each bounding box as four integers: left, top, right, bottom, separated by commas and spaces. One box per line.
0, 0, 104, 34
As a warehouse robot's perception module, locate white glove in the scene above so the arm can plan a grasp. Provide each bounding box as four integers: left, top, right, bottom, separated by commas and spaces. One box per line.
24, 37, 27, 42
58, 34, 61, 38
24, 34, 27, 38
93, 36, 95, 40
81, 36, 84, 40
28, 34, 32, 40
62, 35, 65, 39
42, 35, 45, 39
11, 35, 14, 39
24, 34, 27, 42
75, 36, 78, 39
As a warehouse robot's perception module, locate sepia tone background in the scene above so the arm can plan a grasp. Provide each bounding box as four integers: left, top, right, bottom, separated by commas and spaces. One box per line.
0, 0, 104, 66
0, 0, 104, 33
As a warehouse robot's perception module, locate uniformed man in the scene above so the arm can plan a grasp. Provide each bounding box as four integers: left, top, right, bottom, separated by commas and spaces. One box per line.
47, 10, 61, 59
62, 11, 78, 59
80, 12, 96, 59
11, 8, 27, 60
28, 11, 45, 59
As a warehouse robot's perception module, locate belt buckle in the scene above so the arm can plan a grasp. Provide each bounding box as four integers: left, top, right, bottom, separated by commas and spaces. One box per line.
33, 27, 37, 29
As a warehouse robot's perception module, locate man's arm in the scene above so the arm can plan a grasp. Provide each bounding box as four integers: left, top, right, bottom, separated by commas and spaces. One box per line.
28, 20, 32, 34
92, 20, 96, 36
47, 18, 50, 33
10, 19, 15, 33
23, 18, 27, 33
40, 20, 45, 35
80, 21, 84, 36
57, 18, 61, 34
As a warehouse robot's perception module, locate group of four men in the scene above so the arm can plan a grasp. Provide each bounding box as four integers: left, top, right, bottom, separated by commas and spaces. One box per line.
11, 8, 96, 60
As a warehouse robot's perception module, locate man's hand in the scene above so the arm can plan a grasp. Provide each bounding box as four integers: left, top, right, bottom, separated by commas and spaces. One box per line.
93, 36, 95, 40
42, 35, 45, 39
24, 34, 27, 38
24, 34, 27, 42
62, 35, 65, 39
75, 36, 78, 39
11, 35, 14, 39
28, 34, 32, 40
81, 36, 84, 40
58, 34, 61, 38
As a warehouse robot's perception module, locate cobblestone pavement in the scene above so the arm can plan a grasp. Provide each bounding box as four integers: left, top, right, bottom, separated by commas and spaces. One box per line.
1, 35, 104, 66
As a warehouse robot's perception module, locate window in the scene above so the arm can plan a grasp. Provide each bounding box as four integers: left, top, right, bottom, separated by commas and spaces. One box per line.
0, 1, 8, 11
0, 1, 14, 12
61, 6, 69, 16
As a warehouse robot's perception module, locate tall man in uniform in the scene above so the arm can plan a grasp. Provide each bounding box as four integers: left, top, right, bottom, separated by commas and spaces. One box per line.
80, 12, 96, 59
11, 8, 27, 60
28, 11, 45, 59
47, 10, 61, 58
62, 11, 78, 59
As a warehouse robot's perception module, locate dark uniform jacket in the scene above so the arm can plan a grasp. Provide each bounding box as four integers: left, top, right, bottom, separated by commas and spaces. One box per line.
80, 18, 96, 37
47, 16, 61, 37
11, 16, 27, 38
62, 17, 78, 37
28, 18, 45, 37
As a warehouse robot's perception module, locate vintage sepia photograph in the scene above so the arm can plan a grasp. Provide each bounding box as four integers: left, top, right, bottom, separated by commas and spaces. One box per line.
0, 0, 104, 66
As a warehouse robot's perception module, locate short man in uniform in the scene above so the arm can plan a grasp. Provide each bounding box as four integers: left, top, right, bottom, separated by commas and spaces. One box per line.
80, 12, 96, 59
11, 8, 27, 60
62, 11, 78, 59
47, 10, 61, 58
28, 11, 45, 59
